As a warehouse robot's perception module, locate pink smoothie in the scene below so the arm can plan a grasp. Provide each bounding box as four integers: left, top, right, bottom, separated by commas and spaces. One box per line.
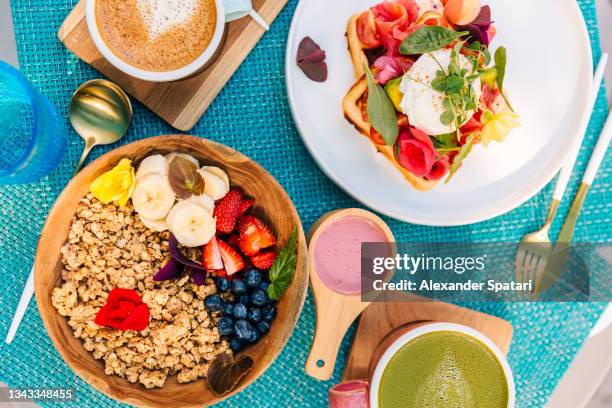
314, 216, 388, 295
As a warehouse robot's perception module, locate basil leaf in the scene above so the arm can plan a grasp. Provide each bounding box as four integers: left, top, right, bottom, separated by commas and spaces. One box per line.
446, 133, 476, 183
494, 46, 515, 112
267, 227, 298, 301
400, 26, 468, 55
494, 46, 507, 91
364, 64, 399, 146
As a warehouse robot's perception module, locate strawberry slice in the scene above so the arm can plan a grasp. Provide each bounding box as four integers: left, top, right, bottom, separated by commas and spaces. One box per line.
238, 215, 276, 256
218, 239, 245, 276
214, 188, 243, 233
227, 233, 240, 249
250, 250, 277, 270
237, 198, 254, 218
202, 236, 223, 271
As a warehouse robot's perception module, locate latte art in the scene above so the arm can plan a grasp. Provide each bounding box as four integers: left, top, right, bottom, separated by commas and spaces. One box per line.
136, 0, 200, 40
96, 0, 217, 72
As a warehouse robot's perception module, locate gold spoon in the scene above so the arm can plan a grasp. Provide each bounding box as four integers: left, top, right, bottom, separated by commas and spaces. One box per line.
69, 79, 132, 175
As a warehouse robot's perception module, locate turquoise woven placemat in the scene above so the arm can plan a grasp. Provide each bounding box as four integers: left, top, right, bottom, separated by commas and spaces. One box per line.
1, 0, 610, 407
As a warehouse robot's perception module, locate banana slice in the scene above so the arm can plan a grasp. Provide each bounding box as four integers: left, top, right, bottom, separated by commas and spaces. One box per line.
201, 166, 229, 187
166, 153, 199, 168
185, 194, 215, 214
198, 167, 230, 200
139, 215, 169, 232
132, 174, 176, 221
136, 154, 168, 180
166, 200, 216, 247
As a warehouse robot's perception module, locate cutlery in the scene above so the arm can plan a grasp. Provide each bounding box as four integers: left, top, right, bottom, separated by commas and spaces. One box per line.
538, 106, 612, 296
5, 79, 131, 344
515, 53, 608, 300
70, 79, 132, 175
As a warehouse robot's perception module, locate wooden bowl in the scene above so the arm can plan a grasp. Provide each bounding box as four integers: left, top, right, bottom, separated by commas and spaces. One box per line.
34, 135, 309, 407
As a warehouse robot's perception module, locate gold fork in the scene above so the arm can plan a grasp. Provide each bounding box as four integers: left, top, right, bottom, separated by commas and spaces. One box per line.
516, 202, 558, 300
516, 53, 608, 301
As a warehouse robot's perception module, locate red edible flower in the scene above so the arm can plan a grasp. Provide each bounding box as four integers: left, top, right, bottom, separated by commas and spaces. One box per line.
396, 127, 451, 180
94, 288, 150, 331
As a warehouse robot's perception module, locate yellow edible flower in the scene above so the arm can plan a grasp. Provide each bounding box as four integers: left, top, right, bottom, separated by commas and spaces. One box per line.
480, 109, 520, 147
90, 158, 136, 207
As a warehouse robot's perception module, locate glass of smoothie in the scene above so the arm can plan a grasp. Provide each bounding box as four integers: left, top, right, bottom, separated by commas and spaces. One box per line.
305, 208, 395, 381
369, 322, 515, 408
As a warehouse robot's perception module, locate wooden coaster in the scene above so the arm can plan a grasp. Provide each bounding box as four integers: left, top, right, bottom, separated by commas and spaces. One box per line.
342, 301, 513, 380
58, 0, 288, 131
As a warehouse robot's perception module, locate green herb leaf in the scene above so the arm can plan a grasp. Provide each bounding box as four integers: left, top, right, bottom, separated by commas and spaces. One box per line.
267, 227, 298, 301
444, 75, 465, 94
400, 26, 468, 55
364, 64, 399, 146
445, 134, 476, 183
494, 46, 507, 91
440, 111, 455, 126
432, 133, 459, 153
494, 46, 515, 112
207, 353, 254, 396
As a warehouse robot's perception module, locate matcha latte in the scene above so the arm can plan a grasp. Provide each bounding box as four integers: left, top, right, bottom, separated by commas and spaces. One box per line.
372, 325, 513, 408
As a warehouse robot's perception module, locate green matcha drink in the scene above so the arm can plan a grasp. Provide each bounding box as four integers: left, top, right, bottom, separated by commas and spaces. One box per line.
378, 331, 509, 408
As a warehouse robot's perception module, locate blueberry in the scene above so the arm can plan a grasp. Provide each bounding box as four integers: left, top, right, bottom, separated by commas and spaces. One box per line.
250, 289, 270, 307
222, 303, 234, 316
231, 279, 248, 295
259, 281, 270, 291
218, 316, 235, 336
204, 294, 223, 312
235, 319, 253, 340
247, 307, 262, 323
257, 320, 271, 334
247, 327, 261, 343
245, 269, 262, 288
238, 294, 250, 305
233, 303, 248, 319
229, 337, 244, 352
262, 305, 276, 321
216, 277, 231, 292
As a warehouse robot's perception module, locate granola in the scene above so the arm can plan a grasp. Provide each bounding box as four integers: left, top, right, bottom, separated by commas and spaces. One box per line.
52, 194, 230, 389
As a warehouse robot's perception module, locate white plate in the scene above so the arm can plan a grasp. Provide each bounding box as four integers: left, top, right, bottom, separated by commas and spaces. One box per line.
286, 0, 592, 226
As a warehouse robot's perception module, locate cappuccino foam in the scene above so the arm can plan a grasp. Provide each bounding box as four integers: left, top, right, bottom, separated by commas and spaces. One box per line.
96, 0, 217, 72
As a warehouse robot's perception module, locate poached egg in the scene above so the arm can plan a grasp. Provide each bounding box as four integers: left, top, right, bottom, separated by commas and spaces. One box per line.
399, 49, 481, 136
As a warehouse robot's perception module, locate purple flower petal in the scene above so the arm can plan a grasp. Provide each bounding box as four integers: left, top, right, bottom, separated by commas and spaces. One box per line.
470, 5, 492, 28
169, 235, 206, 271
188, 267, 207, 286
154, 258, 185, 281
460, 24, 486, 46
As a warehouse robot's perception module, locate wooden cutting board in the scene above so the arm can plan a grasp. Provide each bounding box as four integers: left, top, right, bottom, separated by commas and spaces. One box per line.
342, 301, 513, 380
58, 0, 288, 131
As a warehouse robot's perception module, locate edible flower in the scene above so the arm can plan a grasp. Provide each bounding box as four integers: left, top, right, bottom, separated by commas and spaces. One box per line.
90, 158, 136, 207
395, 127, 449, 180
480, 109, 520, 147
94, 288, 150, 331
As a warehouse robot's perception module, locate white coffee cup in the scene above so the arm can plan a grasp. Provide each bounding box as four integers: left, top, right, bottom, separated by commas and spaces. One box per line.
85, 0, 253, 82
369, 322, 516, 408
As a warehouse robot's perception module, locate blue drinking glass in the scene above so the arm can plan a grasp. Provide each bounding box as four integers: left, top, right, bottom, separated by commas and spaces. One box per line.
0, 61, 67, 184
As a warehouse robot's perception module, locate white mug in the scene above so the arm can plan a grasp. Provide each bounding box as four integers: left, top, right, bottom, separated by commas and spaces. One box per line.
85, 0, 254, 82
369, 322, 516, 408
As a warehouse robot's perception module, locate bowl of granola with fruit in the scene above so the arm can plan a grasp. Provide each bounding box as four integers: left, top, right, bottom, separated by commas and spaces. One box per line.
34, 135, 308, 407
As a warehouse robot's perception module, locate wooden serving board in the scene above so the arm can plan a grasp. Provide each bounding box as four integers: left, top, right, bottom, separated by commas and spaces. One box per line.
58, 0, 287, 131
342, 301, 513, 380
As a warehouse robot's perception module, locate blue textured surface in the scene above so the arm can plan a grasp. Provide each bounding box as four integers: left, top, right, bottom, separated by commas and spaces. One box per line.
1, 0, 610, 407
